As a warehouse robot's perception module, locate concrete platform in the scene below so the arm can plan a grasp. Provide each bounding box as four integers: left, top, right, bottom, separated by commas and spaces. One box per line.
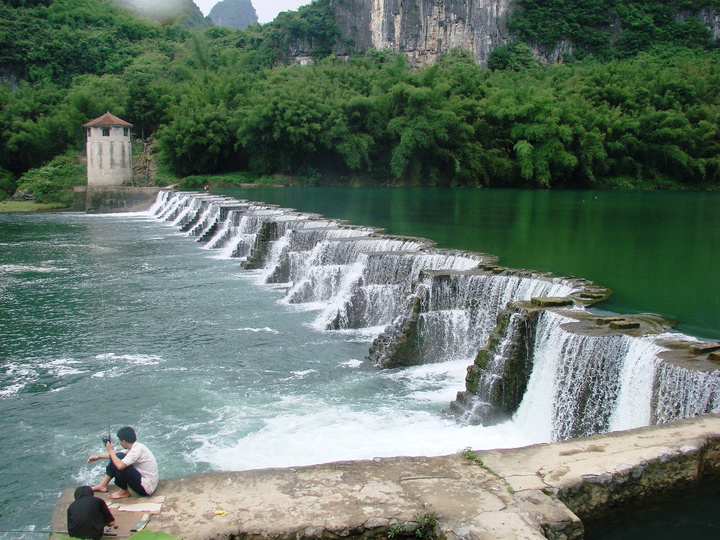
51, 413, 720, 540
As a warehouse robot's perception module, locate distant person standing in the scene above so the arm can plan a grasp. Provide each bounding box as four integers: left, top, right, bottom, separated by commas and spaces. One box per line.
66, 486, 115, 540
204, 182, 210, 192
87, 426, 159, 499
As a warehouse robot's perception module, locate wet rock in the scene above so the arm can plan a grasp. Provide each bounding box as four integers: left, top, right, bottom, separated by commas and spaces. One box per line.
689, 342, 720, 355
531, 297, 574, 307
609, 320, 641, 330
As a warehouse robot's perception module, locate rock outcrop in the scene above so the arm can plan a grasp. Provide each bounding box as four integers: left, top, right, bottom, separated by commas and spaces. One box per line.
332, 0, 512, 66
209, 0, 259, 29
330, 0, 720, 66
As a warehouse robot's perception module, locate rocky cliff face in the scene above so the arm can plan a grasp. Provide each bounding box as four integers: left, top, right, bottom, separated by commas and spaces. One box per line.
331, 0, 512, 66
114, 0, 211, 28
331, 0, 720, 66
209, 0, 259, 30
698, 8, 720, 40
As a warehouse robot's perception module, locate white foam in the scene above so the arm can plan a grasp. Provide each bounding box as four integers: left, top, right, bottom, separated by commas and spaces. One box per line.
42, 364, 84, 378
1, 362, 36, 396
190, 400, 535, 471
95, 353, 162, 366
235, 327, 279, 334
0, 382, 25, 397
339, 359, 363, 368
0, 264, 66, 274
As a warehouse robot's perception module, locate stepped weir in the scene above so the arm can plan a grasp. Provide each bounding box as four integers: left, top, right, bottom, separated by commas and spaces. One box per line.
49, 190, 720, 540
151, 190, 720, 441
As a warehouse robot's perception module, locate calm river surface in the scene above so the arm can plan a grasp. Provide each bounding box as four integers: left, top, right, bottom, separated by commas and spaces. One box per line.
0, 187, 718, 537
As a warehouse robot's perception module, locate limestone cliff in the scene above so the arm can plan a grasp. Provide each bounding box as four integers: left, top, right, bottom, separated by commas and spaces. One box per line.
330, 0, 720, 66
209, 0, 259, 30
113, 0, 212, 28
331, 0, 512, 66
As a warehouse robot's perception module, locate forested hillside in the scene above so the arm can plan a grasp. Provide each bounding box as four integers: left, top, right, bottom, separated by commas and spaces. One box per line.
508, 0, 720, 60
1, 0, 719, 203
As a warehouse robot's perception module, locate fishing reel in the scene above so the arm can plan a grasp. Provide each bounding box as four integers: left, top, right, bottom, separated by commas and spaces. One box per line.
102, 435, 111, 445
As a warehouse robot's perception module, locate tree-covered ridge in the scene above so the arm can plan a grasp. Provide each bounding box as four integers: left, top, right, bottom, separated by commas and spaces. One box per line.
0, 0, 190, 87
509, 0, 720, 60
1, 0, 720, 202
154, 48, 720, 188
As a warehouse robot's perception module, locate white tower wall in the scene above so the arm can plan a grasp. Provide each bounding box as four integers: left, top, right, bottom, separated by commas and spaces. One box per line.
86, 125, 133, 186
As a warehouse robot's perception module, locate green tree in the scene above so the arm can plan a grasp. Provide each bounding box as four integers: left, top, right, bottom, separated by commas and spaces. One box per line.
157, 101, 242, 175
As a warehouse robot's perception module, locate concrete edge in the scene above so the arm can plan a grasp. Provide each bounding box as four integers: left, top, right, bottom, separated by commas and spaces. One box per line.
478, 413, 720, 521
51, 414, 720, 540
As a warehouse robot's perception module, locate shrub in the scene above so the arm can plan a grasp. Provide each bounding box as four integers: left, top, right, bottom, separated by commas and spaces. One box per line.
15, 151, 85, 204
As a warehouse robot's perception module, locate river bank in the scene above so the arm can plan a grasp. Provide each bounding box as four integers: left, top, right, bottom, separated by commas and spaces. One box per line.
50, 413, 720, 540
0, 200, 68, 212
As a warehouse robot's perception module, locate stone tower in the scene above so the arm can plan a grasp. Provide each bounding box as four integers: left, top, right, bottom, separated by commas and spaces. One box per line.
84, 112, 133, 186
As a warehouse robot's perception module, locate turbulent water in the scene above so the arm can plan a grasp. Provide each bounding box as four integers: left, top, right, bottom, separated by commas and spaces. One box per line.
0, 207, 533, 538
1, 189, 718, 539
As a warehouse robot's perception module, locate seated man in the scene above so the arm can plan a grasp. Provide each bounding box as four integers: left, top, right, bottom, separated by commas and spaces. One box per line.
67, 485, 115, 540
87, 426, 159, 499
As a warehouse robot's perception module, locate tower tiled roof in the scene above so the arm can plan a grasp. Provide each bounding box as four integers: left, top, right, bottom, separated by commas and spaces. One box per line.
83, 111, 133, 128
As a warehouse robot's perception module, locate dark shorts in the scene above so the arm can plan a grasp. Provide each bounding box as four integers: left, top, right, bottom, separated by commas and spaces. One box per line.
105, 452, 150, 496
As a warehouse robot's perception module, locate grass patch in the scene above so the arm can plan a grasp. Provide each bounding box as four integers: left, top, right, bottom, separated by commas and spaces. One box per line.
0, 200, 68, 212
462, 447, 484, 467
388, 512, 439, 539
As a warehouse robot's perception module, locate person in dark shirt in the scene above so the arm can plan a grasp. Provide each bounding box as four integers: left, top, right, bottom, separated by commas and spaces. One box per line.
66, 485, 115, 540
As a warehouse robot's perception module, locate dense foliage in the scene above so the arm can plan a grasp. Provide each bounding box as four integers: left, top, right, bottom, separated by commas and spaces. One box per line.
509, 0, 720, 60
1, 0, 719, 200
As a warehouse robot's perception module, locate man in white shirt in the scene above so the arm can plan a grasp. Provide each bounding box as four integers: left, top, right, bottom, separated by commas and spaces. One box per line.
87, 426, 159, 499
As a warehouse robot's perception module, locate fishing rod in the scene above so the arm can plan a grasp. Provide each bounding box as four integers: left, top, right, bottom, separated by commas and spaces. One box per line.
100, 290, 112, 446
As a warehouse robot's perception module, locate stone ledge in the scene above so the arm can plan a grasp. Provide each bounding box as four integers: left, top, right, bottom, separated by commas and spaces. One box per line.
50, 414, 720, 539
478, 412, 720, 521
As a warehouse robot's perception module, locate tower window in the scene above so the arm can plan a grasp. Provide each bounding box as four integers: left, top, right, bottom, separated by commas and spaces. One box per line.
102, 128, 110, 136
123, 127, 129, 136
86, 128, 91, 137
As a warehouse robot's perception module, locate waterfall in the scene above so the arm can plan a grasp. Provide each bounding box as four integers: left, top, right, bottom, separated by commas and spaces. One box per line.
513, 310, 720, 442
607, 337, 663, 431
262, 227, 376, 285
149, 190, 720, 440
370, 270, 583, 367
653, 362, 720, 423
318, 251, 489, 331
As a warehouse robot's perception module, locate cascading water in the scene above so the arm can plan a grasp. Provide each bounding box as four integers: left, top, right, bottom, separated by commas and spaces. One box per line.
368, 269, 584, 368
514, 310, 633, 441
653, 362, 720, 423
324, 251, 491, 331
281, 237, 427, 329
508, 309, 720, 442
151, 190, 720, 442
262, 227, 373, 285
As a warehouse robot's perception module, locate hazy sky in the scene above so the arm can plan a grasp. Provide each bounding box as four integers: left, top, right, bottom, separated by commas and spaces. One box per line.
194, 0, 310, 24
